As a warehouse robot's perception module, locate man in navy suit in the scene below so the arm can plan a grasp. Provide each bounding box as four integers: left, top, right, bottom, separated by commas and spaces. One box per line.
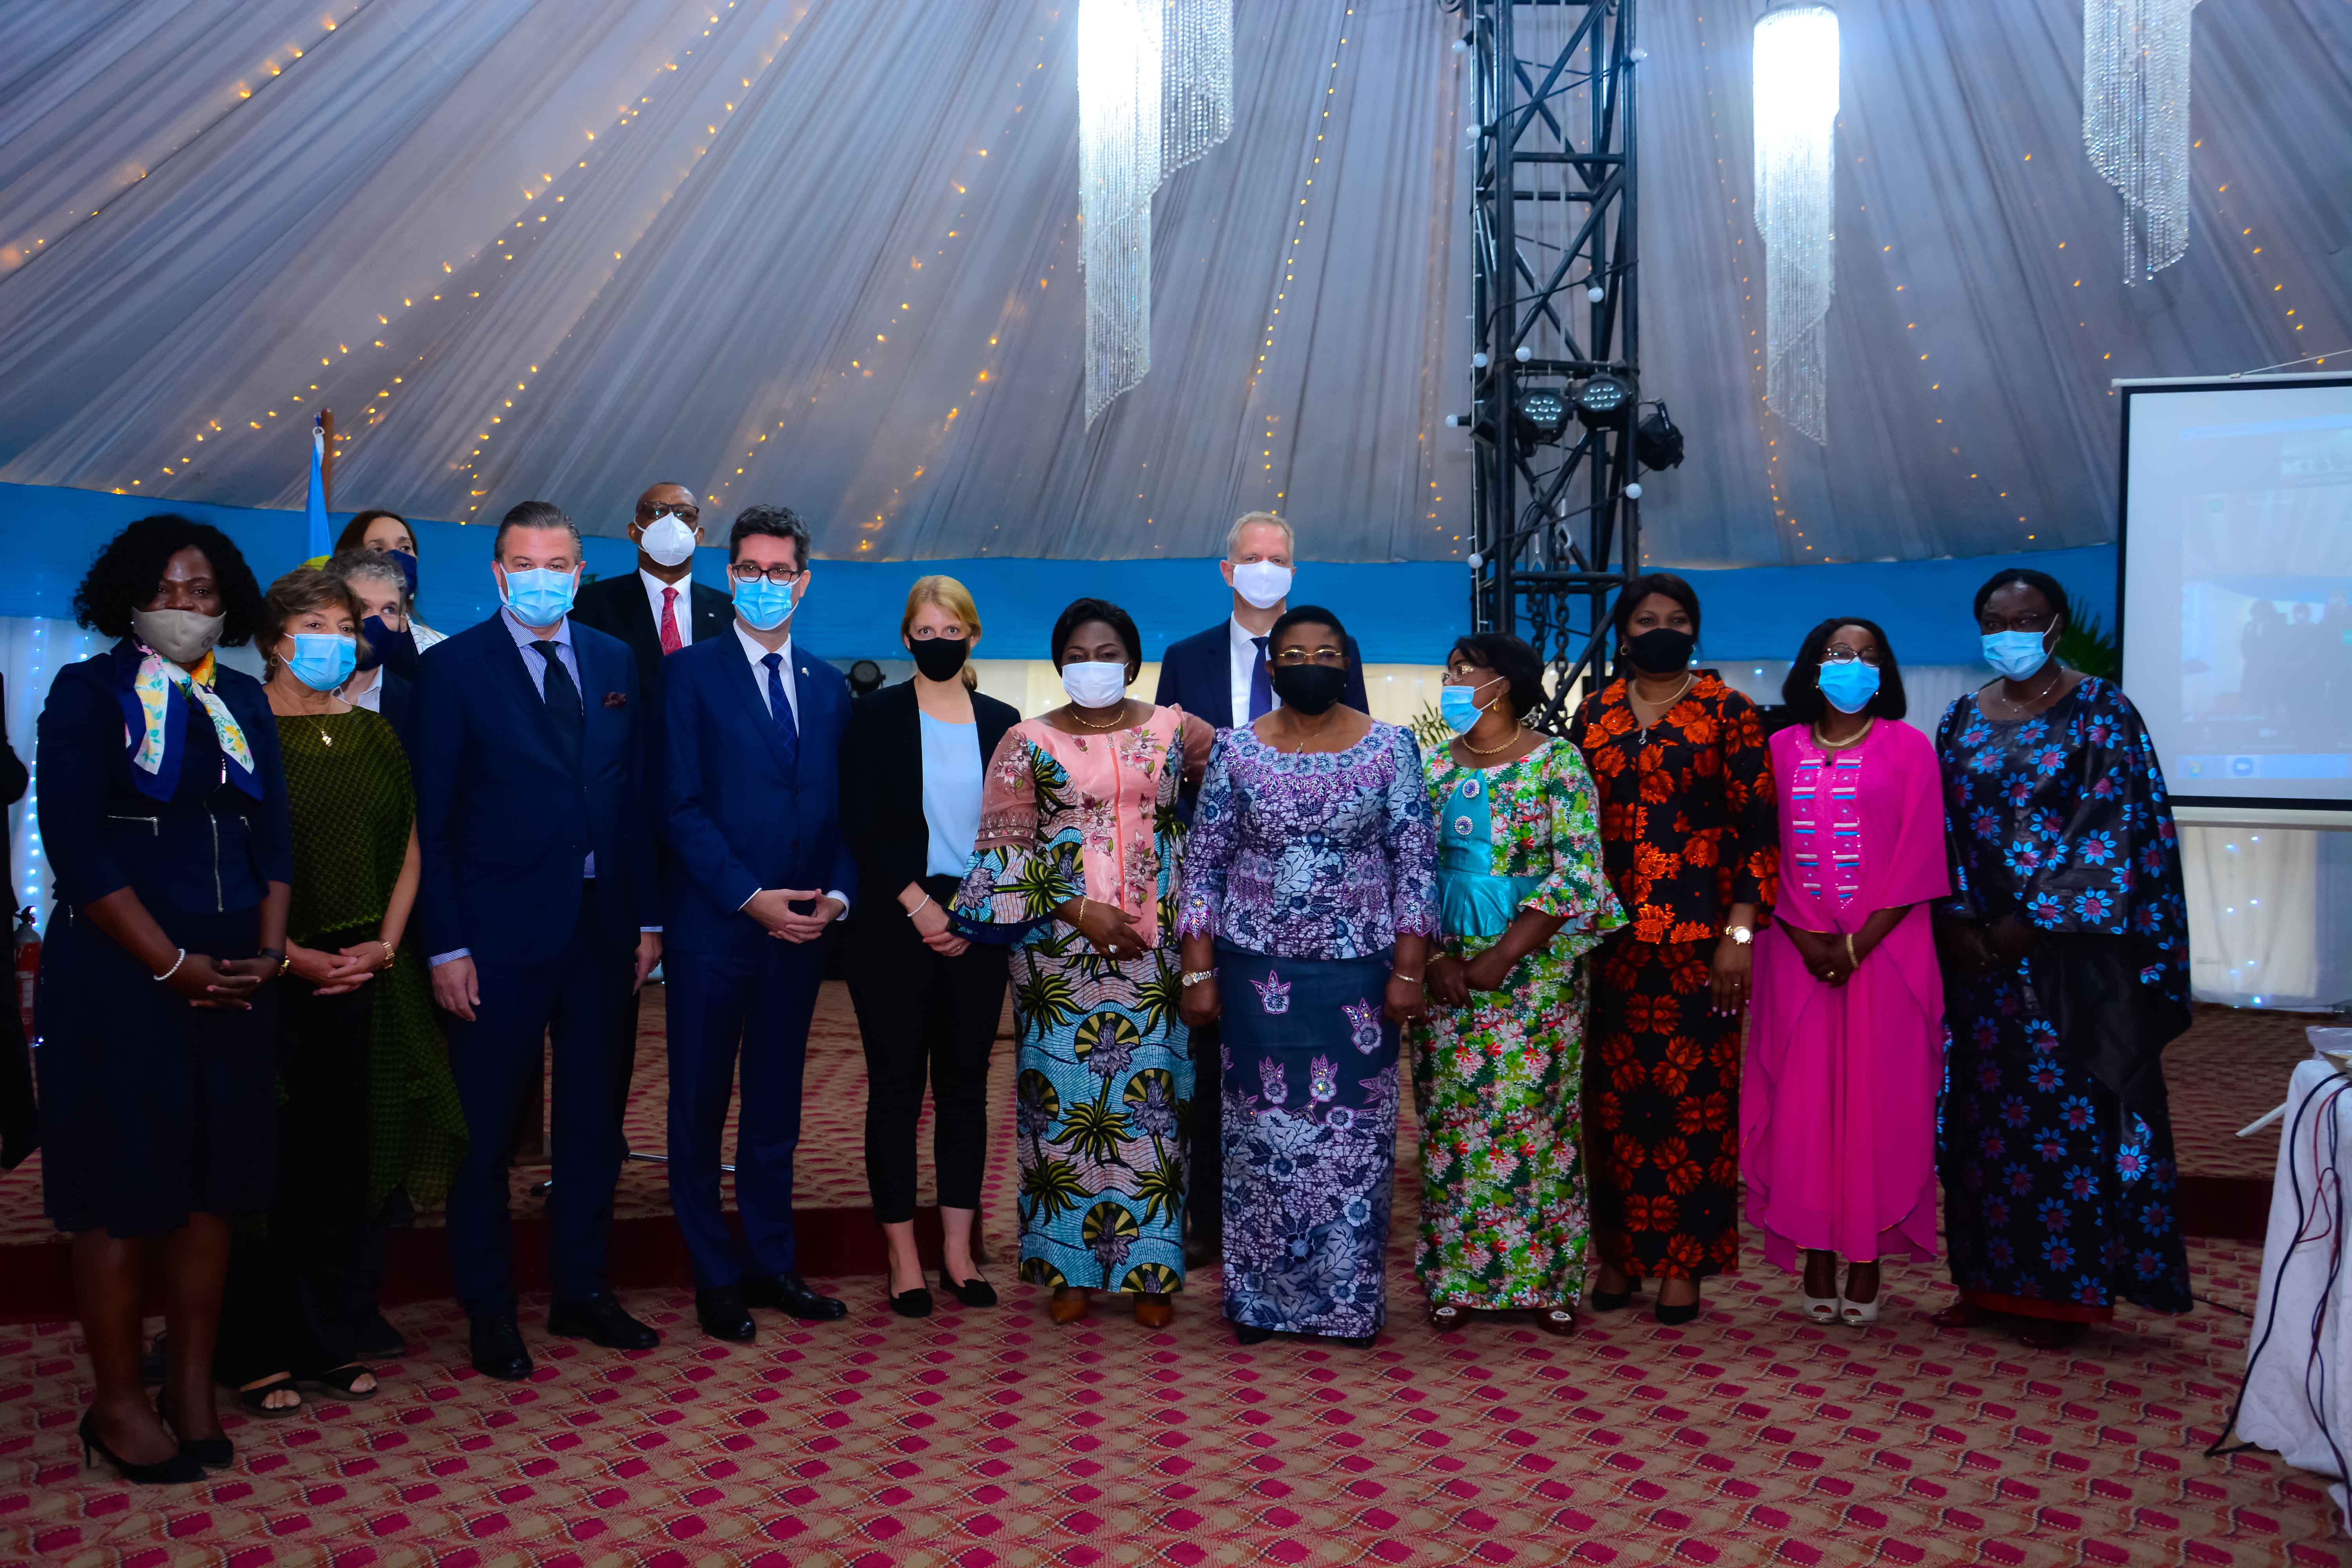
1152, 510, 1370, 746
418, 501, 665, 1380
660, 503, 856, 1342
1152, 510, 1369, 1262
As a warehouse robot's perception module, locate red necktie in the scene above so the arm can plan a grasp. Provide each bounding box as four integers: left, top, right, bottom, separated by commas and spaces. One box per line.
659, 585, 683, 654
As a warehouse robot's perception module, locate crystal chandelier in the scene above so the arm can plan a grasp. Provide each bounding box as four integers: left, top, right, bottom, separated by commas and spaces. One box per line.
1080, 0, 1232, 424
2084, 0, 2201, 284
1752, 3, 1840, 446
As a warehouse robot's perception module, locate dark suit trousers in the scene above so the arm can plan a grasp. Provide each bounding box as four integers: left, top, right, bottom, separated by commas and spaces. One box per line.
843, 881, 1010, 1225
665, 933, 829, 1289
443, 890, 631, 1314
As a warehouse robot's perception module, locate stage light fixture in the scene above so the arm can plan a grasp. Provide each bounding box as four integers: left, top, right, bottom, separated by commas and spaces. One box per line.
1635, 400, 1686, 470
1514, 387, 1571, 443
1573, 372, 1632, 427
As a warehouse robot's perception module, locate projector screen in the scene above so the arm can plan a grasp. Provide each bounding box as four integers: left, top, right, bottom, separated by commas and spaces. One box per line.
2119, 374, 2352, 812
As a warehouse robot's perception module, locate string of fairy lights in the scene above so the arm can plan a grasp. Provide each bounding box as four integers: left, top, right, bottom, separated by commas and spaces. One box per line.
113, 4, 788, 519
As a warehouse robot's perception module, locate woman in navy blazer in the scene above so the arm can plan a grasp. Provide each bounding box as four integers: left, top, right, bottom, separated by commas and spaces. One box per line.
36, 517, 293, 1483
841, 577, 1020, 1316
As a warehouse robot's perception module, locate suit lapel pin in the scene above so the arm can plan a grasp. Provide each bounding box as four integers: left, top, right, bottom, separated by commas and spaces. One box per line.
603, 691, 628, 708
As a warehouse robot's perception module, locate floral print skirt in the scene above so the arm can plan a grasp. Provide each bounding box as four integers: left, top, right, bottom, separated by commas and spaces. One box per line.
1010, 941, 1192, 1294
1218, 945, 1401, 1340
1410, 931, 1590, 1310
1586, 934, 1742, 1282
1937, 955, 2192, 1321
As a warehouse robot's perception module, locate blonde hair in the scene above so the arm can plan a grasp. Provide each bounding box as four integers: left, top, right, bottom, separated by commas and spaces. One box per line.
903, 574, 982, 690
1227, 510, 1293, 558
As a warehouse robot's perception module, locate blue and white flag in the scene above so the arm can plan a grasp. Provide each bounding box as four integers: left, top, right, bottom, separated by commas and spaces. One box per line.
305, 414, 330, 559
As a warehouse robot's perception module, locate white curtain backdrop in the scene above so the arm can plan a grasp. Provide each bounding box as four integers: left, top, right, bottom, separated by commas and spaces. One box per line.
0, 0, 2345, 563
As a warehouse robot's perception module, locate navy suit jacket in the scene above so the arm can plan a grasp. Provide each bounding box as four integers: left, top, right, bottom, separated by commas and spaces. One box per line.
416, 614, 656, 967
1153, 618, 1370, 730
659, 631, 858, 958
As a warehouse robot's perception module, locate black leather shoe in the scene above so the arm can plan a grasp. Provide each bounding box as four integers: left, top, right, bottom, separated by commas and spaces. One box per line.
695, 1287, 756, 1343
468, 1314, 534, 1381
744, 1274, 847, 1322
1231, 1321, 1275, 1346
938, 1267, 998, 1309
547, 1292, 659, 1351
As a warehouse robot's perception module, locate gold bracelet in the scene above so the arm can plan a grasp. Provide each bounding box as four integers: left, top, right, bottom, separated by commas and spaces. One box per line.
1844, 933, 1858, 967
379, 940, 397, 967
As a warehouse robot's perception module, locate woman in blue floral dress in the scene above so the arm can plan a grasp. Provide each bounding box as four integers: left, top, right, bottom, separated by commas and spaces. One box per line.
1933, 570, 2194, 1350
1178, 607, 1439, 1349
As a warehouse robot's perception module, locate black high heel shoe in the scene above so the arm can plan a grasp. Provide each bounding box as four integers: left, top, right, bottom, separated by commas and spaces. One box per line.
938, 1267, 997, 1309
156, 1390, 234, 1471
1589, 1284, 1637, 1312
80, 1409, 205, 1485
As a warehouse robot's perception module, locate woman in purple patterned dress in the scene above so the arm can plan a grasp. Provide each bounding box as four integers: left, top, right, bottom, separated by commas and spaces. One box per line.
1178, 607, 1439, 1349
1933, 570, 2193, 1350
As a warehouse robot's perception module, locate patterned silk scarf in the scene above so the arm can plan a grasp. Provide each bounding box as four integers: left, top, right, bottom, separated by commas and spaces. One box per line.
127, 647, 259, 799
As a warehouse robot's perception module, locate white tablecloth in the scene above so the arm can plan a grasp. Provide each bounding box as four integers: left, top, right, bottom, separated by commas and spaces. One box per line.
2239, 1056, 2352, 1531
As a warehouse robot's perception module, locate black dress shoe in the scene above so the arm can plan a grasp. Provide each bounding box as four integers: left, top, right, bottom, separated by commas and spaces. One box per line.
744, 1274, 847, 1322
548, 1292, 660, 1350
1231, 1321, 1275, 1346
938, 1267, 998, 1309
889, 1285, 934, 1319
695, 1287, 756, 1343
468, 1314, 534, 1381
354, 1312, 409, 1359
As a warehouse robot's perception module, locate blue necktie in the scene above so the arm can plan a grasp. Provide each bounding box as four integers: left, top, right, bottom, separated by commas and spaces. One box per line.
1247, 635, 1274, 720
762, 651, 800, 772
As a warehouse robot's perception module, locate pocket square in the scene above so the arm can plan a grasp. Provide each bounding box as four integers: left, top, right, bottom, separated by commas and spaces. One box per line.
602, 691, 628, 708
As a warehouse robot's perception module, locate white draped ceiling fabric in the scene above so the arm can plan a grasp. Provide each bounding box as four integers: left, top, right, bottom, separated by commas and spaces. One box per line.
0, 0, 2347, 567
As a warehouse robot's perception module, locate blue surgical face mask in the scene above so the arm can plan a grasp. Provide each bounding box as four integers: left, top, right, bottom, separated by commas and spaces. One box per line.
285, 633, 358, 692
499, 564, 577, 627
1815, 659, 1880, 715
734, 574, 795, 632
1981, 628, 2052, 681
1439, 675, 1501, 733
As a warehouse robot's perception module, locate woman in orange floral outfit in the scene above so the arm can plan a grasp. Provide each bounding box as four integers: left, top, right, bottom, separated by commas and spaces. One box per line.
1566, 574, 1778, 1325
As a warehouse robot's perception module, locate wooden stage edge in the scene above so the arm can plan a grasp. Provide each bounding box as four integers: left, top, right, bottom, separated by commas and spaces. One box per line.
0, 1186, 2271, 1327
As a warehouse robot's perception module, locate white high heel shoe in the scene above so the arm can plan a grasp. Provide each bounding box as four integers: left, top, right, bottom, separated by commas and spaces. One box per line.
1801, 1293, 1839, 1325
1838, 1291, 1881, 1327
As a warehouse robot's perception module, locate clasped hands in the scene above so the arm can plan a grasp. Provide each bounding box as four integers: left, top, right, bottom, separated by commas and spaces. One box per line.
745, 888, 845, 944
1422, 949, 1515, 1007
286, 938, 396, 996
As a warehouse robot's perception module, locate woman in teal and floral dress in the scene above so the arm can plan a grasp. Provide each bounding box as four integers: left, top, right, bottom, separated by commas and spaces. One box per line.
1412, 634, 1622, 1335
953, 599, 1200, 1329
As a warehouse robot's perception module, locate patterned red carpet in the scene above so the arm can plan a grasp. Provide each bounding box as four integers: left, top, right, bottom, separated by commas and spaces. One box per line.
0, 995, 2341, 1563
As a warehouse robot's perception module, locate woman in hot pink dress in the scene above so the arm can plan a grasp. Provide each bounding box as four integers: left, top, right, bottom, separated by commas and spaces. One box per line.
1744, 617, 1949, 1327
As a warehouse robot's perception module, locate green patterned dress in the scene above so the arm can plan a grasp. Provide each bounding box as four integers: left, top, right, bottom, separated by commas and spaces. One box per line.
277, 710, 467, 1213
1408, 738, 1623, 1310
954, 708, 1192, 1295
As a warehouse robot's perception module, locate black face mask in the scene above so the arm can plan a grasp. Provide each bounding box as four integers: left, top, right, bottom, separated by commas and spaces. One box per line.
1270, 662, 1348, 716
1625, 627, 1694, 675
360, 615, 419, 680
910, 636, 970, 682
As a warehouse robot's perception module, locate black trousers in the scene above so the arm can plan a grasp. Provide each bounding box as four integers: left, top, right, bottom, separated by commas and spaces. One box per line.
1187, 1020, 1221, 1241
842, 879, 1010, 1226
220, 925, 378, 1381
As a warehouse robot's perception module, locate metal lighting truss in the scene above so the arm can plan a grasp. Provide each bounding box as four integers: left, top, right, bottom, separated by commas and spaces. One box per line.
1455, 0, 1642, 729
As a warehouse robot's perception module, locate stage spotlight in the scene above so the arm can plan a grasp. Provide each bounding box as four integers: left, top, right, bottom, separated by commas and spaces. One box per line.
1635, 400, 1686, 470
1573, 372, 1632, 427
1514, 387, 1571, 444
848, 659, 885, 695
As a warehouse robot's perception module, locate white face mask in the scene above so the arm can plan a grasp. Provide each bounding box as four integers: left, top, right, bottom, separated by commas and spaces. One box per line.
1231, 560, 1293, 611
639, 510, 698, 568
1060, 660, 1129, 709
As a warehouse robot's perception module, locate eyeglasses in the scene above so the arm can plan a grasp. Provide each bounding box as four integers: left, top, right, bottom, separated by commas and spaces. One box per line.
1270, 644, 1345, 666
729, 562, 801, 585
1821, 644, 1882, 665
639, 506, 701, 525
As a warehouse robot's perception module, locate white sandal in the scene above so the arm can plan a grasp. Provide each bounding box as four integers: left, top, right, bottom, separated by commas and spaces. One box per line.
1838, 1292, 1881, 1327
1802, 1293, 1840, 1325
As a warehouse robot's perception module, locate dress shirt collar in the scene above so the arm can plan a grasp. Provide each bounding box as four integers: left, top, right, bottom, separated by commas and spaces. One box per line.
734, 619, 793, 671
502, 606, 573, 652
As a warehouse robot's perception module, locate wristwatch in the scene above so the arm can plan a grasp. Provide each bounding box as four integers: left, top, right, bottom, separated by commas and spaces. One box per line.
1726, 926, 1754, 946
